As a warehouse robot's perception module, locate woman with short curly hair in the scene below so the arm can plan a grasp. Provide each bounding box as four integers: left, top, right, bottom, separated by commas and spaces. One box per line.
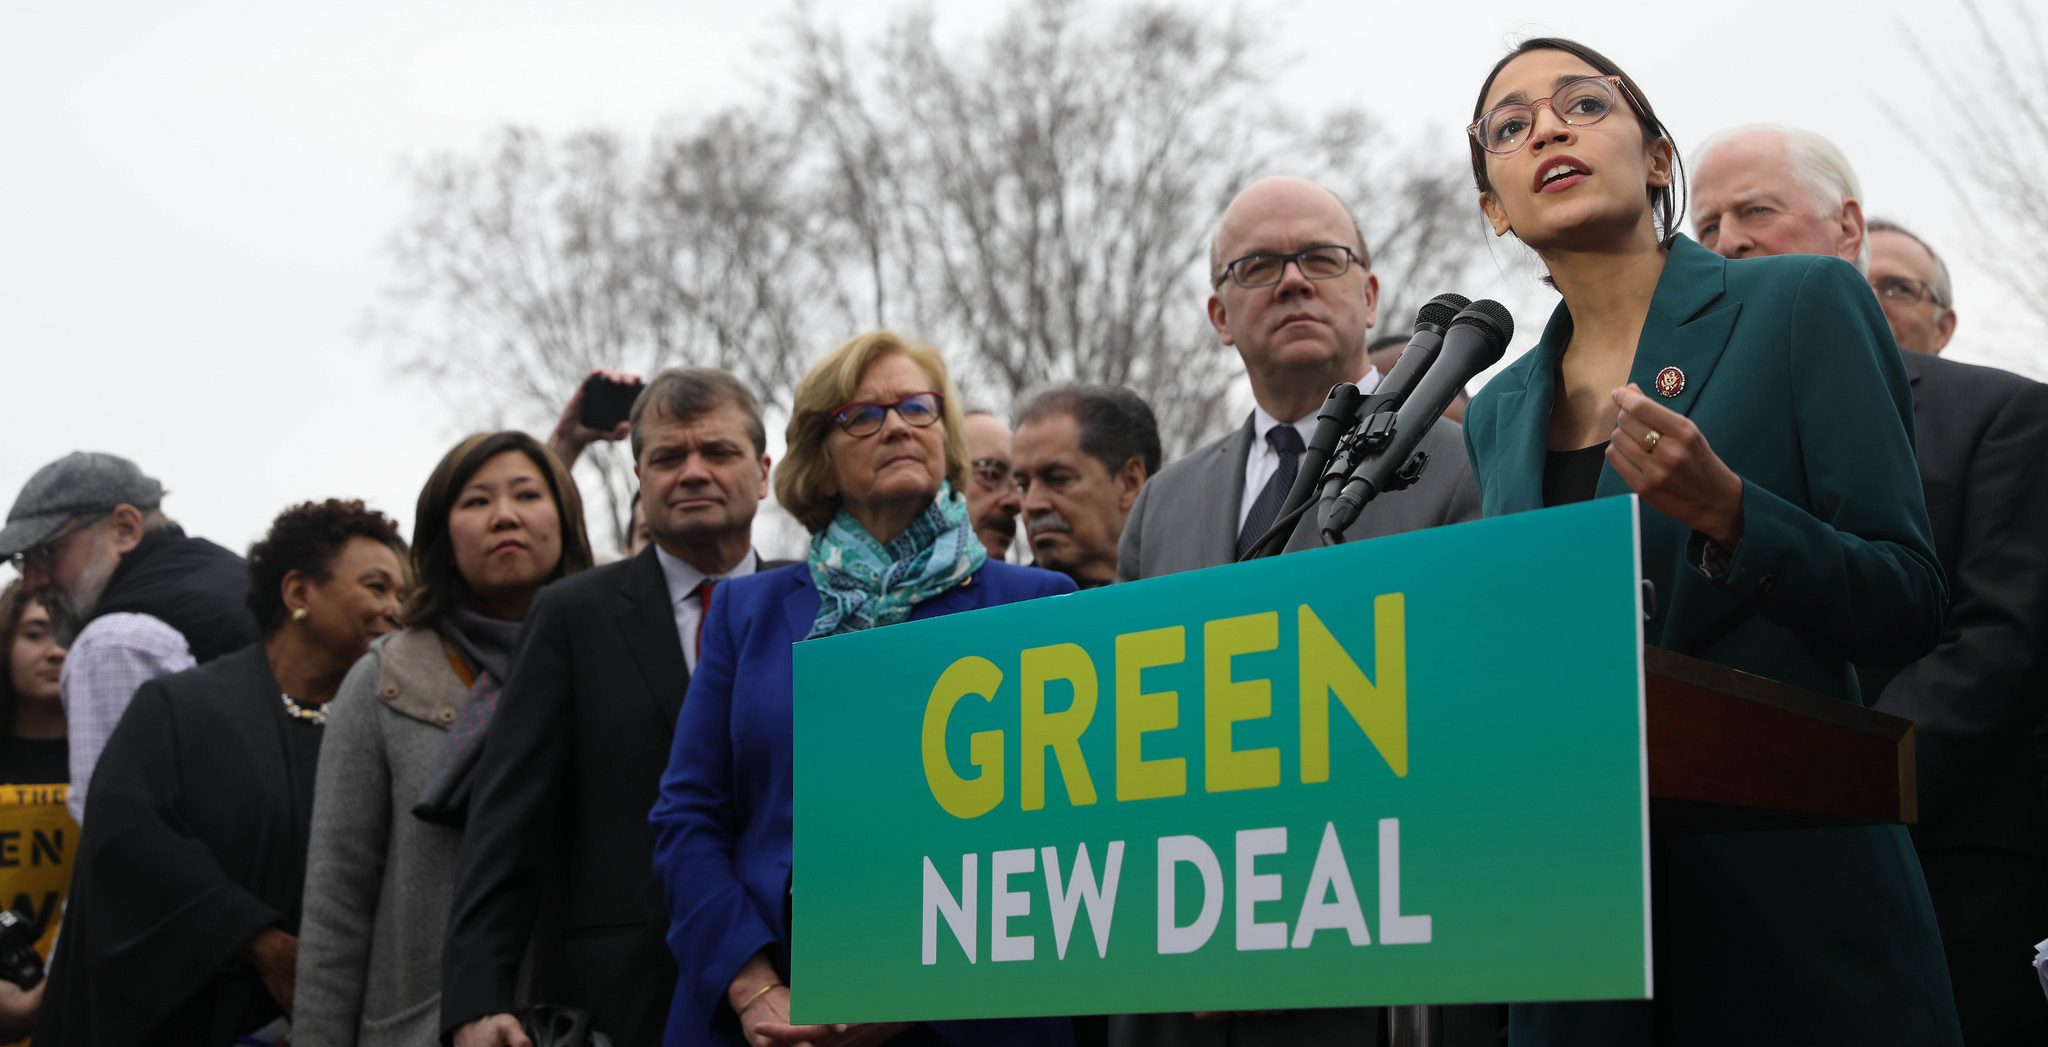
36, 499, 407, 1047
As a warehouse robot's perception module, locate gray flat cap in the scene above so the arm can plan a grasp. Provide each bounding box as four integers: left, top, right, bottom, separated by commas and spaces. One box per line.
0, 453, 165, 558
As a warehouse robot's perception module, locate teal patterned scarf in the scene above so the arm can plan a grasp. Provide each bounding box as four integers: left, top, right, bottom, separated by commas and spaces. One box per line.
806, 482, 986, 639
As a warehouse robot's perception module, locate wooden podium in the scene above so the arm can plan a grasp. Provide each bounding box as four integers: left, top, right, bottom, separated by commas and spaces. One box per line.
1389, 648, 1921, 1046
1645, 646, 1916, 832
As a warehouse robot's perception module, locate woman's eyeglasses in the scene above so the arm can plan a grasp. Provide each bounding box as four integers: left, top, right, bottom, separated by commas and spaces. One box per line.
1468, 75, 1640, 156
831, 392, 944, 437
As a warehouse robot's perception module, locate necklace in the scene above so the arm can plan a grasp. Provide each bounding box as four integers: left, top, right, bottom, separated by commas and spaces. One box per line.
279, 693, 328, 726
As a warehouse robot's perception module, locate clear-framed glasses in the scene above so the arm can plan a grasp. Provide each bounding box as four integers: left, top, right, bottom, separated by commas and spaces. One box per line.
831, 392, 944, 437
1215, 245, 1359, 289
5, 511, 109, 573
1468, 75, 1640, 156
1873, 276, 1947, 310
970, 457, 1013, 492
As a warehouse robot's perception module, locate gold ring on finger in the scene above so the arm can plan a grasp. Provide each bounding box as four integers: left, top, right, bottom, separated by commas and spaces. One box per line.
1641, 429, 1662, 454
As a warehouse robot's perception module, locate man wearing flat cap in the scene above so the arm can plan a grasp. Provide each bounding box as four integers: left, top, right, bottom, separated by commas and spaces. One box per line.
1, 453, 258, 823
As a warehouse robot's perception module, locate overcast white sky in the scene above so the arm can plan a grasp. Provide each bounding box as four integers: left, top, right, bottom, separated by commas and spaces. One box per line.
2, 0, 2031, 565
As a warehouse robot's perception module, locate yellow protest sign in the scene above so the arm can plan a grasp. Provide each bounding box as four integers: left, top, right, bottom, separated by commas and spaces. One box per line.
0, 784, 76, 957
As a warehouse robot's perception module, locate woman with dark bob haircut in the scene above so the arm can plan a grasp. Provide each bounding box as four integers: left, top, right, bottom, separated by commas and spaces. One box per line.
36, 500, 408, 1046
1459, 37, 1958, 1045
296, 431, 591, 1046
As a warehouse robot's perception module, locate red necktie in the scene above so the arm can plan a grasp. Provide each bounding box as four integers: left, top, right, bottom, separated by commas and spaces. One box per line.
694, 578, 717, 660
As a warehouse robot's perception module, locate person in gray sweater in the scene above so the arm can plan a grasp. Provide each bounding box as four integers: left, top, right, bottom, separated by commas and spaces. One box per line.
294, 432, 593, 1046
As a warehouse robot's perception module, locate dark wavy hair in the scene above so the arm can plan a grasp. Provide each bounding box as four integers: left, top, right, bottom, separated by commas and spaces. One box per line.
246, 500, 408, 636
1469, 37, 1687, 248
402, 431, 592, 630
0, 581, 49, 736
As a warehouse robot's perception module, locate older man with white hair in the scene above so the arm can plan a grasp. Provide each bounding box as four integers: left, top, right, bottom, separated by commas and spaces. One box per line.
1693, 127, 2048, 1046
1690, 124, 1868, 268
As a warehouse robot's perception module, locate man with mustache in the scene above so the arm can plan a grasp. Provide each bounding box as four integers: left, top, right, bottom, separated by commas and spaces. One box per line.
0, 452, 258, 825
1012, 384, 1159, 588
963, 408, 1024, 560
1693, 127, 2048, 1045
1112, 176, 1482, 1045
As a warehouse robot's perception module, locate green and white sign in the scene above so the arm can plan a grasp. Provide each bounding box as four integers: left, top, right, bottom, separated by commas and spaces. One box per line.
791, 496, 1649, 1022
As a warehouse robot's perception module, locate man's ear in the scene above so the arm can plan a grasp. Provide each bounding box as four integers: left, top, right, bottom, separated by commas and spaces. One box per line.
106, 504, 147, 555
758, 455, 772, 500
1480, 192, 1513, 238
1360, 271, 1381, 332
1837, 198, 1867, 266
1932, 308, 1958, 353
1115, 458, 1148, 512
1207, 292, 1235, 347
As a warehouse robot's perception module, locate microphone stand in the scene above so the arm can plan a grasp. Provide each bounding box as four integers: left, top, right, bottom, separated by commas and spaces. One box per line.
1238, 294, 1470, 561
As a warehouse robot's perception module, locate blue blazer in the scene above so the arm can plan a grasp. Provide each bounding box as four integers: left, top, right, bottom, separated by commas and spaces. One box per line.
1464, 236, 1960, 1045
650, 560, 1079, 1047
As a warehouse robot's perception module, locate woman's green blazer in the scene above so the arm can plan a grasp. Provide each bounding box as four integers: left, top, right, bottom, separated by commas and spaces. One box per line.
1462, 235, 1961, 1046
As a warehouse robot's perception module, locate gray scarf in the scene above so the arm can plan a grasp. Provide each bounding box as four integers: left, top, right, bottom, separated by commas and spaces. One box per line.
437, 602, 523, 683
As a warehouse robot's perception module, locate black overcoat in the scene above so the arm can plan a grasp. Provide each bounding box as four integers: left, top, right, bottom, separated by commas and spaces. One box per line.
35, 644, 319, 1047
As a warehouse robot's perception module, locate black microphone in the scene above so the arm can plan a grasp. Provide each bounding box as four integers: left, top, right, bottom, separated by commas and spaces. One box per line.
1244, 295, 1470, 561
1321, 300, 1514, 541
1314, 294, 1472, 509
1360, 293, 1471, 418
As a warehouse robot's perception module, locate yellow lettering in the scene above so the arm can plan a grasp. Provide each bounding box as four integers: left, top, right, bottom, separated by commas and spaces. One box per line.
1204, 612, 1280, 792
922, 656, 1007, 818
1020, 643, 1099, 810
1115, 627, 1187, 801
1299, 596, 1408, 782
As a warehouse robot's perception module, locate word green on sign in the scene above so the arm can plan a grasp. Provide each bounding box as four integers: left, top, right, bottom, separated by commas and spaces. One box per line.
791, 496, 1649, 1023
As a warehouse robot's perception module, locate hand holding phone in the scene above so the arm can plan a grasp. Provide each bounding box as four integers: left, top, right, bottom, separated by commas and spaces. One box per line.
578, 371, 645, 431
548, 370, 644, 469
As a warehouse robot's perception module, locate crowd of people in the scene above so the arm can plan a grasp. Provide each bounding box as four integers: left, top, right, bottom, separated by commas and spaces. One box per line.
0, 33, 2044, 1047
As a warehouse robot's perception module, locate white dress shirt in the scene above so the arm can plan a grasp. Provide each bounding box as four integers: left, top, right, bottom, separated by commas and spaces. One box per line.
656, 546, 760, 674
59, 612, 195, 824
1238, 366, 1382, 532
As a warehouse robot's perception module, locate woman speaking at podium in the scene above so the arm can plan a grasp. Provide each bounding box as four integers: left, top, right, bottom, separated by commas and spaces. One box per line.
1459, 38, 1960, 1046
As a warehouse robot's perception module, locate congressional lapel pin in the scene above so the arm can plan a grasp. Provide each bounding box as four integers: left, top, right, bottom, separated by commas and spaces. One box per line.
1654, 366, 1686, 397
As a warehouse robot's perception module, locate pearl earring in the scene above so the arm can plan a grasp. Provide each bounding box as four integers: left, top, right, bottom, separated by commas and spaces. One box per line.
292, 608, 309, 622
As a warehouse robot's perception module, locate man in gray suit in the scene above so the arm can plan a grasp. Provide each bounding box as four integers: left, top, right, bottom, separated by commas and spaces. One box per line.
1118, 175, 1480, 583
1111, 177, 1484, 1045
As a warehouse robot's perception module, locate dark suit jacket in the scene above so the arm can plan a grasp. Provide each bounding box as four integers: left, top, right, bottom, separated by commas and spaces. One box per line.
1859, 350, 2048, 851
1113, 409, 1478, 1046
1117, 410, 1480, 582
650, 560, 1077, 1047
441, 548, 787, 1045
1462, 235, 1959, 1045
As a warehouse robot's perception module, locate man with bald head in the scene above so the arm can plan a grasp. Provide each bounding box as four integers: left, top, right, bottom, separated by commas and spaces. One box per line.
1117, 176, 1479, 585
1694, 133, 2048, 1045
1111, 178, 1482, 1046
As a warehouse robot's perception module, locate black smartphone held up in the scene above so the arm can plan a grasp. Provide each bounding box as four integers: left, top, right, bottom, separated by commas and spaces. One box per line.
579, 373, 644, 431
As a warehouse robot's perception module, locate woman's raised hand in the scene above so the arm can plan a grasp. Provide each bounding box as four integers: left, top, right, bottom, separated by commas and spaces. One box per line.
1605, 383, 1746, 548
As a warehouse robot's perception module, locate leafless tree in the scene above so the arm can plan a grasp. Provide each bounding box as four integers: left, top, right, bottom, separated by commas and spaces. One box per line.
376, 0, 1491, 542
1903, 0, 2048, 370
789, 0, 1487, 454
373, 115, 830, 549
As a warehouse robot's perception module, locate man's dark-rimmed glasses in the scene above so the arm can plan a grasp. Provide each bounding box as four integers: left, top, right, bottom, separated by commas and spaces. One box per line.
1215, 246, 1360, 290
